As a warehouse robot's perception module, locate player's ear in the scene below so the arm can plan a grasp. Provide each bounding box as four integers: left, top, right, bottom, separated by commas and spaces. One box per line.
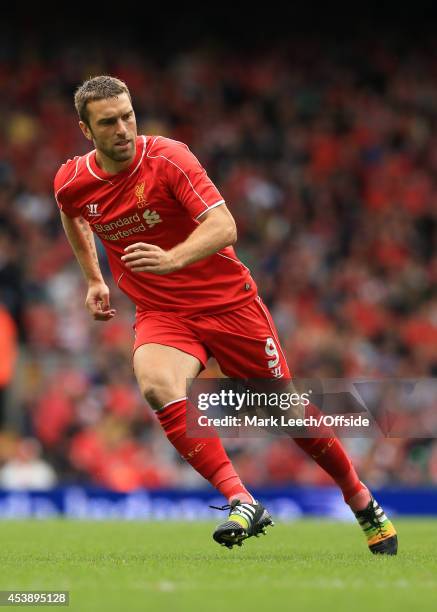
79, 120, 93, 141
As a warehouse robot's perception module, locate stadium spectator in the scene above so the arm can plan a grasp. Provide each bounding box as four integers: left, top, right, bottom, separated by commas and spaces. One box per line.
0, 438, 57, 490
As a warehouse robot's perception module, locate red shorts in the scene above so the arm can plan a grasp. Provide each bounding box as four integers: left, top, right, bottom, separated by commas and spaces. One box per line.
133, 296, 291, 379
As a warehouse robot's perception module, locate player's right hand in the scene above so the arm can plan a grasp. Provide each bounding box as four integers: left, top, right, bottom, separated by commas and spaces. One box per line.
85, 282, 116, 321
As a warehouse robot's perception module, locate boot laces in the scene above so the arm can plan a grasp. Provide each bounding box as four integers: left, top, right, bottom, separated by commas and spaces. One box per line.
209, 499, 241, 512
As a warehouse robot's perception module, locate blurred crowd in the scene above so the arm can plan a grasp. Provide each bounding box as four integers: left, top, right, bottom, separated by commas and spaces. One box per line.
0, 33, 436, 491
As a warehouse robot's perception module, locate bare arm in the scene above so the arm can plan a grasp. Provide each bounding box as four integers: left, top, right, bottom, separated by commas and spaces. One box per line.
121, 204, 237, 274
60, 211, 116, 320
60, 212, 104, 283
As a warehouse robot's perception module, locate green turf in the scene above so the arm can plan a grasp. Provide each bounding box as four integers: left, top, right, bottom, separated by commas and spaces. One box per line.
0, 519, 435, 612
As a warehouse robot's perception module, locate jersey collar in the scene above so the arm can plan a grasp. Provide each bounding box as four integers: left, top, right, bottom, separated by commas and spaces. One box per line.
87, 135, 146, 183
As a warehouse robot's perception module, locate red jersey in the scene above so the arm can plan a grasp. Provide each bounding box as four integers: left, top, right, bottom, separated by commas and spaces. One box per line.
54, 135, 258, 316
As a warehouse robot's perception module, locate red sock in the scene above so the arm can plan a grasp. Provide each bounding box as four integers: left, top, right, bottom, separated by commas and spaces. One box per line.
156, 399, 253, 504
293, 402, 366, 503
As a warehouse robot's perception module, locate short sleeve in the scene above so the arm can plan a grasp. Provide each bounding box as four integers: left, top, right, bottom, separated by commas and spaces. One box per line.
54, 159, 81, 218
163, 141, 225, 219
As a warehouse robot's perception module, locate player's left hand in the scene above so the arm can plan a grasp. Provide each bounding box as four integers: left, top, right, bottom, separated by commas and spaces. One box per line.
121, 243, 179, 275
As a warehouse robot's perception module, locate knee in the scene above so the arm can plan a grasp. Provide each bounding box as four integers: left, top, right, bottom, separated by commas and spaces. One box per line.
136, 370, 176, 411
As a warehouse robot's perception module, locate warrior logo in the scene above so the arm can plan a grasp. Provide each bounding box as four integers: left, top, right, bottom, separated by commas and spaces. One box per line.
86, 203, 101, 216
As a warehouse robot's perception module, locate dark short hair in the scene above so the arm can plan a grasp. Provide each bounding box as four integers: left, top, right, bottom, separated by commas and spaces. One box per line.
74, 75, 132, 124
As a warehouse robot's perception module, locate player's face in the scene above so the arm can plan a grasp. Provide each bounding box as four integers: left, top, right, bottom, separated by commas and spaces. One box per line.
80, 93, 137, 163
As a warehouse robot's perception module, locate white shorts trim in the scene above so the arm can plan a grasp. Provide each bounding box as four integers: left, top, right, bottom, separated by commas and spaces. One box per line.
255, 296, 288, 366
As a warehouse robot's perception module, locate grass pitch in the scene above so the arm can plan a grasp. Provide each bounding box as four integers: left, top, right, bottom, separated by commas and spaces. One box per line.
0, 519, 435, 611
